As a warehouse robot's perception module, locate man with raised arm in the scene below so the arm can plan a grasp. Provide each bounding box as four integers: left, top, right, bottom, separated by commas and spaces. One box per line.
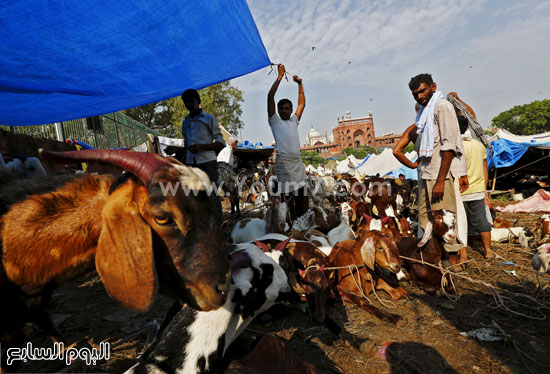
267, 64, 308, 219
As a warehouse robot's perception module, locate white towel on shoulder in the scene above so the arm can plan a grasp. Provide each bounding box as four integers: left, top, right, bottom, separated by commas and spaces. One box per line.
416, 91, 444, 158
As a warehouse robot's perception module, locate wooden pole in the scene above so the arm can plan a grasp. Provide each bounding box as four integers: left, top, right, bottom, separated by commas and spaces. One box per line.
491, 168, 497, 191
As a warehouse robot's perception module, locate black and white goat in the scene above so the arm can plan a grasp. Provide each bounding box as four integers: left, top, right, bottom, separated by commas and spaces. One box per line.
125, 243, 290, 374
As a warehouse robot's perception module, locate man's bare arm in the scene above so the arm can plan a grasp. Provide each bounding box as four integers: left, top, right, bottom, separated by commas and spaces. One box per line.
294, 75, 305, 121
448, 92, 477, 119
268, 64, 285, 118
432, 150, 454, 201
393, 124, 419, 169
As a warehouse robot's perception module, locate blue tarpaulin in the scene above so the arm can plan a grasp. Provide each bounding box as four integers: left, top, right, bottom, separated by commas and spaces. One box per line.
0, 0, 270, 126
487, 138, 550, 169
388, 157, 418, 180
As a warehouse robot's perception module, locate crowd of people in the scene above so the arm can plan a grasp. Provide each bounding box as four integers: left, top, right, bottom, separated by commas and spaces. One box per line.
178, 67, 495, 267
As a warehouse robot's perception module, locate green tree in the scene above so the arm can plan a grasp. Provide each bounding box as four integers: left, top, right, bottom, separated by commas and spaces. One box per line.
403, 143, 415, 154
301, 150, 325, 168
491, 99, 550, 135
124, 80, 244, 138
341, 146, 380, 159
123, 101, 175, 136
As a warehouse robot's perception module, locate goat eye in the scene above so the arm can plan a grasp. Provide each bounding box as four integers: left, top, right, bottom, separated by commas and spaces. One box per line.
377, 247, 384, 252
154, 216, 172, 225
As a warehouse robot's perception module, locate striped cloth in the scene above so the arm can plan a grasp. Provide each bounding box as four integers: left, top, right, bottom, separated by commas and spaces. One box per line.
446, 94, 490, 149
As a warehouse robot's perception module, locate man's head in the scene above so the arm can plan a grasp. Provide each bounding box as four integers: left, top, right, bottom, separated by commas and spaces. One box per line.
277, 99, 293, 120
458, 116, 469, 134
409, 74, 437, 107
228, 136, 239, 149
399, 174, 405, 181
181, 89, 201, 113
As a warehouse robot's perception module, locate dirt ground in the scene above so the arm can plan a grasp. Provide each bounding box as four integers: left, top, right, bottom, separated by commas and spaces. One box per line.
15, 201, 550, 374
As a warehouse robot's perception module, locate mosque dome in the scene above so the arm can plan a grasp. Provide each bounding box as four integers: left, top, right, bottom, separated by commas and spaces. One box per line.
308, 128, 321, 137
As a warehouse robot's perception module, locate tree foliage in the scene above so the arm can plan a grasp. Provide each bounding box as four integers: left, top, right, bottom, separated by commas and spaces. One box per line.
341, 146, 380, 160
491, 99, 550, 135
403, 143, 416, 154
124, 81, 244, 138
301, 150, 325, 167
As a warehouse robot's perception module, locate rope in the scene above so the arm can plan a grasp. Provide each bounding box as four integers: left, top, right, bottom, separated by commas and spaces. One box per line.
399, 255, 550, 320
304, 263, 397, 308
493, 154, 550, 181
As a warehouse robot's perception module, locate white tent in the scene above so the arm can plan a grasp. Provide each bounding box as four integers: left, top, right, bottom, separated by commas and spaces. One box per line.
355, 148, 417, 177
487, 129, 550, 150
336, 155, 363, 175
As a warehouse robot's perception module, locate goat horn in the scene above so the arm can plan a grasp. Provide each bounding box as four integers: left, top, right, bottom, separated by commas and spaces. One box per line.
39, 149, 172, 182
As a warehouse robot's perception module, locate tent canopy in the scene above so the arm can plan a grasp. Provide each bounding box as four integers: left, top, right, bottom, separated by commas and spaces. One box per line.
356, 148, 417, 177
0, 0, 269, 126
487, 129, 550, 169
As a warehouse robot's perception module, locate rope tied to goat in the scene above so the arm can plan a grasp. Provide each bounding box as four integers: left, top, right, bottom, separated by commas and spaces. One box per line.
303, 263, 397, 309
306, 255, 550, 319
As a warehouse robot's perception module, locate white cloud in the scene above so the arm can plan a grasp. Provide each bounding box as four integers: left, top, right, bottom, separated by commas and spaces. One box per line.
234, 0, 550, 145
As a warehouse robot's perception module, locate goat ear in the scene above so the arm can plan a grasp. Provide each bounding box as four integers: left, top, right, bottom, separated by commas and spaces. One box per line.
360, 236, 376, 270
253, 238, 270, 252
96, 182, 156, 312
363, 214, 372, 222
381, 216, 390, 224
274, 237, 291, 252
351, 207, 356, 222
298, 269, 306, 277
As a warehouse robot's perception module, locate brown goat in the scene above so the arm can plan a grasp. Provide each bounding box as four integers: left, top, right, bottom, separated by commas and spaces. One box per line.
329, 231, 404, 324
253, 239, 334, 325
0, 150, 231, 362
398, 209, 459, 295
285, 242, 334, 323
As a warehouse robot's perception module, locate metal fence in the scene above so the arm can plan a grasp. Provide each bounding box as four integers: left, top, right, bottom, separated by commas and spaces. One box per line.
0, 112, 159, 149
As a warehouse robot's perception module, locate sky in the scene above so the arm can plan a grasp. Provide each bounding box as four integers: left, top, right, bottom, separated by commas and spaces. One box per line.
230, 0, 550, 146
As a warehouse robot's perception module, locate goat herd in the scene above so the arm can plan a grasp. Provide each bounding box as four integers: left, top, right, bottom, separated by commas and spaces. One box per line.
1, 150, 549, 373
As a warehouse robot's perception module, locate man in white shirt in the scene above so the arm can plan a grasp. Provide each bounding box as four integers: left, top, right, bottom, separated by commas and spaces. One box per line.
217, 136, 239, 214
267, 64, 308, 219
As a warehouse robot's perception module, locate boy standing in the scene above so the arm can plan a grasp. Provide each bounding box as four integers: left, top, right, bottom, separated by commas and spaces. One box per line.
181, 88, 225, 221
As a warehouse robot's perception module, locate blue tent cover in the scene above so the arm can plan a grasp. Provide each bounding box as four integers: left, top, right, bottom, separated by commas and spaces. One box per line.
0, 0, 270, 126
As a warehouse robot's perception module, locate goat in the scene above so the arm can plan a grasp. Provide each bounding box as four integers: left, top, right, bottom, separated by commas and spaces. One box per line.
225, 334, 321, 374
329, 230, 404, 324
364, 177, 398, 218
218, 162, 240, 215
230, 198, 290, 243
0, 149, 231, 367
307, 175, 336, 208
327, 202, 355, 246
124, 243, 290, 374
290, 207, 328, 232
537, 214, 550, 245
493, 218, 513, 228
491, 227, 534, 248
532, 243, 550, 289
398, 209, 459, 295
253, 238, 342, 336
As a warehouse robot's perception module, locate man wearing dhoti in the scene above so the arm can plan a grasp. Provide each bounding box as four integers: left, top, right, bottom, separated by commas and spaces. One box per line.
267, 64, 308, 219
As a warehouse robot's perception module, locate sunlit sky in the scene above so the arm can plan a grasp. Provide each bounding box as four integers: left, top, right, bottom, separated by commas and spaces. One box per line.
230, 0, 550, 146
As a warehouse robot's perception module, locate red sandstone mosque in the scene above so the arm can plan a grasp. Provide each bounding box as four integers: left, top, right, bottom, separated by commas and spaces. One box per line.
300, 111, 401, 156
